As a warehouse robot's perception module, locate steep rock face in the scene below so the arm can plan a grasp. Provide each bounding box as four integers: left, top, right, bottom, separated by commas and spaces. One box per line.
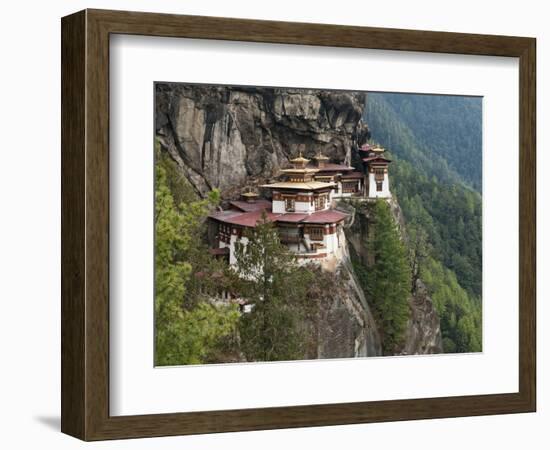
155, 84, 370, 198
305, 247, 382, 359
399, 279, 443, 355
342, 199, 443, 355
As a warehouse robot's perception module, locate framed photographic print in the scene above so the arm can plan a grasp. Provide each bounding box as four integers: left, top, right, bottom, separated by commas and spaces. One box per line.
61, 9, 536, 441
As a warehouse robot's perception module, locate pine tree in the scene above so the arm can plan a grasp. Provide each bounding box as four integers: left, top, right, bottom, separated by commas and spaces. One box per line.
233, 213, 313, 361
154, 149, 239, 366
367, 200, 411, 354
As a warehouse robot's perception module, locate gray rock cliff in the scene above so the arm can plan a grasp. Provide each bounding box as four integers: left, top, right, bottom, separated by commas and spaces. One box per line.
303, 247, 382, 359
155, 83, 370, 198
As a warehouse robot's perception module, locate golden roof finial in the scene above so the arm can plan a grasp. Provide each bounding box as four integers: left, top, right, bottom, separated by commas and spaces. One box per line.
314, 150, 329, 160
290, 153, 310, 165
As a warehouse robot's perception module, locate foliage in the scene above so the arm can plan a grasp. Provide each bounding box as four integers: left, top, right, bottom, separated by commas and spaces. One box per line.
388, 159, 483, 353
365, 92, 482, 191
356, 200, 411, 354
421, 256, 482, 353
232, 214, 314, 361
390, 156, 482, 298
154, 146, 239, 366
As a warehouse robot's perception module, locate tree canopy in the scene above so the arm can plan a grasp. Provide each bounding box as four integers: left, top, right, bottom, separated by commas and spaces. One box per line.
233, 214, 314, 361
353, 200, 411, 354
154, 147, 239, 366
365, 92, 482, 191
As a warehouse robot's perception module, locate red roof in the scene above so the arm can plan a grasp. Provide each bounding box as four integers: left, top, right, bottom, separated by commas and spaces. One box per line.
229, 199, 272, 212
309, 163, 355, 172
296, 210, 348, 224
341, 171, 364, 179
208, 210, 243, 221
210, 210, 280, 227
210, 208, 348, 228
362, 155, 391, 164
274, 210, 348, 225
275, 213, 309, 223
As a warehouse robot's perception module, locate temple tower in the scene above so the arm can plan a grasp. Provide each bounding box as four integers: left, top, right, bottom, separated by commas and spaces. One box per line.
359, 144, 392, 199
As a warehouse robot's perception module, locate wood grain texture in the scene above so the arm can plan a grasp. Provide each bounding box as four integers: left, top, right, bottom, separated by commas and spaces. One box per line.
60, 8, 537, 441
61, 10, 86, 439
518, 38, 536, 410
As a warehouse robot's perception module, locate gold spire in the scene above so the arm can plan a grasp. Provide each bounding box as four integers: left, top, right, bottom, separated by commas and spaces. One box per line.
290, 151, 310, 165
241, 188, 259, 202
314, 151, 329, 161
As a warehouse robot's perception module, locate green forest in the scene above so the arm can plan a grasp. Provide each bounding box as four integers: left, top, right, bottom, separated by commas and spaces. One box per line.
365, 92, 482, 191
364, 92, 482, 353
154, 147, 240, 366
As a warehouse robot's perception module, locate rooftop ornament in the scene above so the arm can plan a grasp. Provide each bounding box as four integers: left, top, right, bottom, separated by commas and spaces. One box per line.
289, 151, 310, 168
241, 189, 259, 202
313, 151, 329, 161
312, 151, 330, 168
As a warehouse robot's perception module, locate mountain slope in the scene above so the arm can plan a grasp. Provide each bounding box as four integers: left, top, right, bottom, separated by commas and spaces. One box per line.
363, 91, 482, 353
365, 92, 482, 191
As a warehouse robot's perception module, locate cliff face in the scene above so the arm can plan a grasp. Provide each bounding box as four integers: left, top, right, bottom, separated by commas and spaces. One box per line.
155, 84, 370, 198
304, 244, 382, 359
400, 279, 443, 355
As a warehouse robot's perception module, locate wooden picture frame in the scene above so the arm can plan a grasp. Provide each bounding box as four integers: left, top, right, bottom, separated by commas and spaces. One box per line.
61, 9, 536, 441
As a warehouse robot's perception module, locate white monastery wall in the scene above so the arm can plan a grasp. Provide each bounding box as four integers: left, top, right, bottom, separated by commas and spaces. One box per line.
368, 173, 391, 198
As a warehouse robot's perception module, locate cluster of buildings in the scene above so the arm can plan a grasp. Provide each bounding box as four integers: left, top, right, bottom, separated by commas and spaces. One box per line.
208, 144, 391, 267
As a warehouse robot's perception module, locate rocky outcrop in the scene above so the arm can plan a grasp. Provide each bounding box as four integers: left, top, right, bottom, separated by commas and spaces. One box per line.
304, 259, 382, 359
155, 84, 370, 198
399, 279, 443, 355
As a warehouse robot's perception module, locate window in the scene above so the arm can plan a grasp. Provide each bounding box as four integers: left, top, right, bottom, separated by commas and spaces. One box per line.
278, 227, 300, 243
374, 167, 385, 184
376, 181, 383, 192
308, 227, 324, 241
314, 195, 326, 210
218, 223, 231, 243
284, 197, 295, 211
343, 182, 358, 193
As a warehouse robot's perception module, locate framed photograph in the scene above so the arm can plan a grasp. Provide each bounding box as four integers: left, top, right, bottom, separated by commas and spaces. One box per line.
61, 9, 536, 440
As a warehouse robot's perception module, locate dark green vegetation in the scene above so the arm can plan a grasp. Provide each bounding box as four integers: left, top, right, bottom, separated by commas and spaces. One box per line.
233, 216, 315, 361
391, 158, 482, 298
155, 146, 321, 364
365, 92, 482, 192
155, 147, 240, 366
352, 201, 411, 354
365, 93, 482, 353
